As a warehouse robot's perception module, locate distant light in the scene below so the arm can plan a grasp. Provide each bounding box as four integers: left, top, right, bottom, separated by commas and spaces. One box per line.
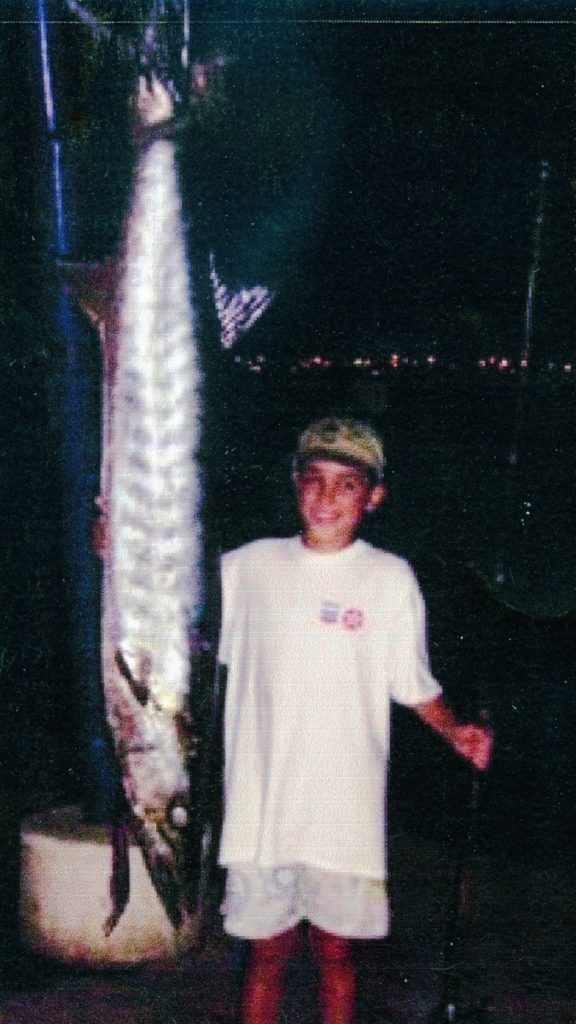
520, 359, 528, 369
402, 356, 409, 365
478, 359, 486, 368
547, 361, 556, 371
564, 363, 573, 373
234, 355, 242, 363
256, 354, 266, 364
499, 358, 509, 370
353, 357, 363, 367
390, 353, 400, 368
427, 355, 436, 365
300, 355, 333, 370
249, 364, 262, 373
488, 356, 497, 366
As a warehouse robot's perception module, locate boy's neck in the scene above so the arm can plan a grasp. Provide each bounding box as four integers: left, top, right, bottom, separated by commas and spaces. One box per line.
301, 531, 357, 553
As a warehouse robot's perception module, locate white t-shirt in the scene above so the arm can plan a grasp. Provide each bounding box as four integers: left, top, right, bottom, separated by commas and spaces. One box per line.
218, 536, 441, 879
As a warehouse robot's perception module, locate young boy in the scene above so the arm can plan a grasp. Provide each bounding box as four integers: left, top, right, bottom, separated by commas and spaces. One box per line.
218, 417, 493, 1024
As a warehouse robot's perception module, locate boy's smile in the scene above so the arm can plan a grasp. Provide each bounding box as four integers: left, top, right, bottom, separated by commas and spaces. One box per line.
295, 459, 386, 552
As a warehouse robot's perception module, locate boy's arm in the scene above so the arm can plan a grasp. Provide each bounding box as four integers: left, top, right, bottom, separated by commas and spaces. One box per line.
412, 695, 494, 772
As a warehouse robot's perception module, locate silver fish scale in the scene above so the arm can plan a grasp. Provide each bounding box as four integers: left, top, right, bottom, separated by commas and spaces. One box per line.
110, 137, 202, 716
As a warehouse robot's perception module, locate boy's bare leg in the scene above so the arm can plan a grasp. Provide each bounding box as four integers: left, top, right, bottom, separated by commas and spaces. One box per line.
309, 926, 355, 1024
241, 927, 299, 1024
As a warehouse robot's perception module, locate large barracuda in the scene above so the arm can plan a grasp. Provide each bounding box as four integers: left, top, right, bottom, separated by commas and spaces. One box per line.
62, 59, 273, 934
101, 76, 202, 935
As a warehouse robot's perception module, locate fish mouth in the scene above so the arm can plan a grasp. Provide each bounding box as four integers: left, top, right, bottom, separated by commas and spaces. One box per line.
132, 792, 193, 931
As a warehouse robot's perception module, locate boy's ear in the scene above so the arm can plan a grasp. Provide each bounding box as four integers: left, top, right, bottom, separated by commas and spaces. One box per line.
365, 483, 386, 513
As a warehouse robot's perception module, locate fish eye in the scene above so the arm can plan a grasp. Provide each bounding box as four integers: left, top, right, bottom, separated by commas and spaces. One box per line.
169, 802, 188, 829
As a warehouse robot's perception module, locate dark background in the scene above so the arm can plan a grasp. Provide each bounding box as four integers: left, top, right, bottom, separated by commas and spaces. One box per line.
0, 3, 574, 958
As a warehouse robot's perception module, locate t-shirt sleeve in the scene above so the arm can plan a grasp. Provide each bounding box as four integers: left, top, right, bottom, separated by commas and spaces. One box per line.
388, 568, 442, 707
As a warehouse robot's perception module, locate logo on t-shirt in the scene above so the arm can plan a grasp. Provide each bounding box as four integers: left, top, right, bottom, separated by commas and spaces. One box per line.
320, 600, 340, 624
319, 602, 365, 631
341, 607, 364, 631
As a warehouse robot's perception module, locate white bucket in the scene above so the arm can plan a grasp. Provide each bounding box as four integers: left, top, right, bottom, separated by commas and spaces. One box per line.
19, 806, 197, 965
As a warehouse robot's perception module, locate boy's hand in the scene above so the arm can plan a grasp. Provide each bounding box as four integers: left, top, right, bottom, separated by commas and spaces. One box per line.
414, 696, 494, 772
449, 722, 494, 772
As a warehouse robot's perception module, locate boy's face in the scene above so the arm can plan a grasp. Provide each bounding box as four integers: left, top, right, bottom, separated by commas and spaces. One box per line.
295, 459, 386, 552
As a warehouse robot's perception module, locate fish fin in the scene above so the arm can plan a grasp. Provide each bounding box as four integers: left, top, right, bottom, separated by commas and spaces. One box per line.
103, 822, 131, 936
209, 253, 275, 349
57, 257, 119, 327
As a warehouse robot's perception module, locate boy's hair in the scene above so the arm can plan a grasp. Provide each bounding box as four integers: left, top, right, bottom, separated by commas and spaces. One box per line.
293, 417, 385, 484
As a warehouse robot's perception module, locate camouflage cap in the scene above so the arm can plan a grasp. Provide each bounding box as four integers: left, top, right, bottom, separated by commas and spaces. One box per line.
294, 417, 385, 483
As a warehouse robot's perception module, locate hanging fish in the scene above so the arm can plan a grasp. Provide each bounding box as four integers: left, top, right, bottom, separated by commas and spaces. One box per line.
61, 60, 273, 936
101, 74, 202, 935
113, 80, 273, 939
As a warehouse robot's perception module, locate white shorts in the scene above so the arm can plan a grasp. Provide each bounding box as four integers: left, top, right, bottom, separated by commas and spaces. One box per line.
222, 864, 390, 940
